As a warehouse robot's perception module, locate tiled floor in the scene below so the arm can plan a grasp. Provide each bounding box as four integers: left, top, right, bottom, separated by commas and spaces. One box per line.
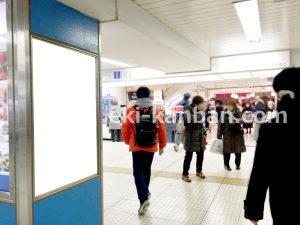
103, 128, 272, 225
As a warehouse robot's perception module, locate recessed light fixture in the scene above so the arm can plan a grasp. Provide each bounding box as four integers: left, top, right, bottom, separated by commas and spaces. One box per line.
252, 70, 282, 77
167, 77, 197, 83
102, 58, 136, 67
221, 73, 252, 79
118, 81, 150, 86
145, 79, 175, 84
193, 75, 224, 81
234, 0, 262, 43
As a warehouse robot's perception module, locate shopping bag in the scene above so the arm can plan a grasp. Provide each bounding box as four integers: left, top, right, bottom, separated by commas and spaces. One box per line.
210, 140, 224, 155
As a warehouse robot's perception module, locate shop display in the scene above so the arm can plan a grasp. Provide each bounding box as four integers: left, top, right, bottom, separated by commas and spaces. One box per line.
102, 96, 114, 125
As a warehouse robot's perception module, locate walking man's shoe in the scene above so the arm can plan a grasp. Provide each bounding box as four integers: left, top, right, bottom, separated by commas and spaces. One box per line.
196, 171, 206, 178
173, 144, 179, 152
182, 175, 192, 182
138, 200, 150, 214
224, 165, 232, 171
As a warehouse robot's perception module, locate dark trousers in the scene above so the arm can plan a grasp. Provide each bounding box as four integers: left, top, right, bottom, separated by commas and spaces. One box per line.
223, 153, 241, 167
111, 129, 121, 141
183, 151, 204, 175
132, 151, 154, 204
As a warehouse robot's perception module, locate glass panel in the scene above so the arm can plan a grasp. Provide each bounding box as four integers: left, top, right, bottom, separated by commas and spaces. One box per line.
0, 0, 10, 193
32, 39, 98, 197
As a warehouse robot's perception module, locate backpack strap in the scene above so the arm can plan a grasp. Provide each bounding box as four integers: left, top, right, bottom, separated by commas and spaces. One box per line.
134, 105, 154, 115
146, 106, 154, 115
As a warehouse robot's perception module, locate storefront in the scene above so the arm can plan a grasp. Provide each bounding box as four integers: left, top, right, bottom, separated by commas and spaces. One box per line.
0, 0, 102, 224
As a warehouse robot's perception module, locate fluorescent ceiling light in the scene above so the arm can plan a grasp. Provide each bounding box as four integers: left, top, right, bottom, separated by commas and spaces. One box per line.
221, 73, 252, 79
167, 77, 197, 83
234, 0, 262, 43
102, 58, 136, 67
145, 79, 175, 84
252, 70, 282, 78
193, 75, 224, 81
102, 82, 121, 87
167, 71, 210, 76
118, 81, 150, 86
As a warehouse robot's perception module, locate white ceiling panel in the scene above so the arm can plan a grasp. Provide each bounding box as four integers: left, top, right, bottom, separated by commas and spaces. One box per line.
132, 0, 300, 57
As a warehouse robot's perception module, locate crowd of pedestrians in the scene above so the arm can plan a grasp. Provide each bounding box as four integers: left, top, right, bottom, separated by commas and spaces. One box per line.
116, 68, 299, 224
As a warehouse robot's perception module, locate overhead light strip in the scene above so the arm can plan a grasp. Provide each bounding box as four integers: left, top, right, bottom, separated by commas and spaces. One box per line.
102, 58, 136, 67
234, 0, 262, 43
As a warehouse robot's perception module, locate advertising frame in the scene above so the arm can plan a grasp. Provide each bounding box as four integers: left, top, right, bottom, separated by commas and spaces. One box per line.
0, 0, 16, 205
30, 34, 101, 203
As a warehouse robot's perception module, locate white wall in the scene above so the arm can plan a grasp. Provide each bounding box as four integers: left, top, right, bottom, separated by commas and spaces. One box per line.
291, 50, 300, 67
102, 86, 127, 106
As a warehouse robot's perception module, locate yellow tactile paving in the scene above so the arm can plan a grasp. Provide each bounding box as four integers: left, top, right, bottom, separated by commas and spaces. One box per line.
103, 166, 249, 186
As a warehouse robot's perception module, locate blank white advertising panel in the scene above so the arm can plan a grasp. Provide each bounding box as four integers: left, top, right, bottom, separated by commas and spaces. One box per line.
32, 39, 98, 196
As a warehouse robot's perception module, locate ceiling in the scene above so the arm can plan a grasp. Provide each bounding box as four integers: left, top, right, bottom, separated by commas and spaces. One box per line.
132, 0, 300, 57
101, 21, 209, 73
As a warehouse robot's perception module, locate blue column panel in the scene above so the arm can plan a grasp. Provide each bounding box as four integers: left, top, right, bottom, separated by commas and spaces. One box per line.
31, 0, 98, 54
34, 178, 101, 225
0, 204, 15, 225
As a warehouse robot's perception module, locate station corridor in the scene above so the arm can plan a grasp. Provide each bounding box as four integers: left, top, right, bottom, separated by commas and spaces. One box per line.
103, 129, 272, 225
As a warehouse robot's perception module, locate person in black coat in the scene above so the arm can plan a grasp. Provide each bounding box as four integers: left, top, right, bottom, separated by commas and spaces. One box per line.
215, 101, 224, 123
205, 104, 211, 128
244, 68, 300, 225
242, 103, 254, 134
253, 98, 273, 141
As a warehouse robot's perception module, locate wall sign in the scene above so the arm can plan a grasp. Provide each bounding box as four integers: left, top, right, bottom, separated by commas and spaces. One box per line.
153, 89, 164, 105
212, 51, 290, 73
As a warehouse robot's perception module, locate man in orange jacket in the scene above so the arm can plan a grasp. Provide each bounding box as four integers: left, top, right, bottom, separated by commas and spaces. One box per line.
122, 87, 167, 214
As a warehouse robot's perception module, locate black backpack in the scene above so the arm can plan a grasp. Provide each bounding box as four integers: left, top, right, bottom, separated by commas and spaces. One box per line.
134, 106, 158, 148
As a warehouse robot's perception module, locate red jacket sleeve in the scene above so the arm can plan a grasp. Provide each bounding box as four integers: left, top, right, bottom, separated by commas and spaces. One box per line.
156, 109, 167, 149
121, 108, 134, 145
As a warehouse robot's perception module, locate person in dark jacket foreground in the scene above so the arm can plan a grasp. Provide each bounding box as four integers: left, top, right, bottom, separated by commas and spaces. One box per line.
244, 68, 300, 225
182, 96, 207, 182
218, 100, 246, 170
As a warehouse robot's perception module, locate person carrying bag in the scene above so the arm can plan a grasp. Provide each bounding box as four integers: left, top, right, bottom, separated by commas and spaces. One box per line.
217, 100, 246, 171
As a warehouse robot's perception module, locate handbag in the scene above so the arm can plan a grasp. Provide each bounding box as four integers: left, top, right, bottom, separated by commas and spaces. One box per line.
210, 140, 224, 155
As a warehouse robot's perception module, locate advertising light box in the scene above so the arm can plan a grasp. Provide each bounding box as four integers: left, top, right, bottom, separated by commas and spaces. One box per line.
32, 39, 98, 196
